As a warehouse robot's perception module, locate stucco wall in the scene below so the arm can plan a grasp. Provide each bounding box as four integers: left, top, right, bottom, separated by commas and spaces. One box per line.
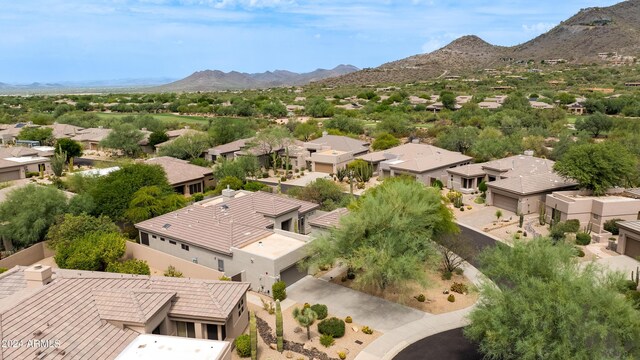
0, 242, 55, 269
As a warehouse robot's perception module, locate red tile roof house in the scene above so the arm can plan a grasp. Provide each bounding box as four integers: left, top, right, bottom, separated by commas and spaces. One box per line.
448, 153, 577, 214
135, 189, 320, 294
358, 142, 472, 186
0, 264, 249, 360
144, 156, 214, 196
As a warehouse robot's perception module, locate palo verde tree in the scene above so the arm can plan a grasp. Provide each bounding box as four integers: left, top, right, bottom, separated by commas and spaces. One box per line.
465, 238, 640, 359
304, 177, 457, 295
100, 123, 144, 157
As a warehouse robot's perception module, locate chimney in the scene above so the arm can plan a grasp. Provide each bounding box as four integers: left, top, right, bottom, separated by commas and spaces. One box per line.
222, 185, 236, 200
322, 131, 328, 137
24, 264, 52, 288
523, 150, 534, 157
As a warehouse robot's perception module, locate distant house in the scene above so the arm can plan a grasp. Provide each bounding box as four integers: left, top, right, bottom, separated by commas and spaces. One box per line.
135, 190, 320, 291
153, 127, 203, 152
625, 82, 640, 87
309, 208, 349, 236
207, 138, 253, 163
0, 122, 36, 144
359, 142, 471, 186
144, 156, 214, 196
304, 134, 370, 173
46, 122, 84, 139
0, 265, 249, 360
0, 146, 52, 179
71, 127, 112, 150
529, 101, 555, 110
478, 101, 502, 110
617, 221, 640, 259
566, 102, 586, 115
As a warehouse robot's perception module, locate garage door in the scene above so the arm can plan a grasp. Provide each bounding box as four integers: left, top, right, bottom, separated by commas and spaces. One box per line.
0, 169, 22, 182
492, 193, 518, 213
280, 264, 307, 286
314, 163, 333, 173
625, 236, 640, 258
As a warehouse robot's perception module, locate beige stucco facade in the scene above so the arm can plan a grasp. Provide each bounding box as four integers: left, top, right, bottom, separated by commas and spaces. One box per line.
487, 188, 548, 215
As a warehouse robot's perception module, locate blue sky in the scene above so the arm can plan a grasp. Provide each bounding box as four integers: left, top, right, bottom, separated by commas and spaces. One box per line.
0, 0, 622, 83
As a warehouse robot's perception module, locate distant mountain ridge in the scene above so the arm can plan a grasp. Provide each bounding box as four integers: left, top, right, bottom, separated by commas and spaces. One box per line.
154, 65, 359, 92
324, 0, 640, 86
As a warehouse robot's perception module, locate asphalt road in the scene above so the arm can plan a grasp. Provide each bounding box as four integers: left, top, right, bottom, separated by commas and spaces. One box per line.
457, 222, 501, 268
393, 327, 482, 360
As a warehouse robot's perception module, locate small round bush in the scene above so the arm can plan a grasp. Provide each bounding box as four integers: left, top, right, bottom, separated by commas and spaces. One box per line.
447, 294, 456, 303
320, 334, 335, 348
415, 294, 426, 302
311, 304, 328, 320
361, 326, 373, 335
450, 282, 468, 294
441, 271, 452, 280
575, 232, 591, 246
318, 317, 346, 338
345, 316, 352, 323
235, 334, 251, 357
625, 280, 638, 291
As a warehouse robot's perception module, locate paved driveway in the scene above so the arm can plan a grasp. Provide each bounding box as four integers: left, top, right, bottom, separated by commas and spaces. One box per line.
286, 276, 427, 333
457, 206, 517, 228
393, 327, 481, 360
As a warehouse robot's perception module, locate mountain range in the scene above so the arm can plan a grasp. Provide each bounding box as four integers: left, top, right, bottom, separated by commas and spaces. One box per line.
323, 0, 640, 86
152, 65, 359, 92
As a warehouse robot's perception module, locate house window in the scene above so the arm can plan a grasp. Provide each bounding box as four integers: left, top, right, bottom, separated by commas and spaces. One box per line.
462, 178, 473, 189
169, 240, 176, 245
152, 322, 162, 335
189, 182, 203, 194
218, 259, 225, 272
297, 217, 305, 234
140, 233, 149, 246
152, 235, 157, 239
237, 298, 245, 317
181, 244, 190, 251
488, 176, 496, 182
176, 321, 195, 338
206, 324, 219, 340
160, 237, 165, 241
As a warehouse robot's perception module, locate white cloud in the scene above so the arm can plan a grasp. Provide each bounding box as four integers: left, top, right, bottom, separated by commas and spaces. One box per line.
522, 22, 556, 33
421, 38, 443, 53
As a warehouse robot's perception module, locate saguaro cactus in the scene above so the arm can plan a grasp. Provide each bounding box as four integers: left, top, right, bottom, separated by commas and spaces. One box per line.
250, 311, 257, 360
275, 299, 283, 352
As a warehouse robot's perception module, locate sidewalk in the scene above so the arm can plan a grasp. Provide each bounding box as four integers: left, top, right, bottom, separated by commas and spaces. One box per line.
354, 262, 486, 360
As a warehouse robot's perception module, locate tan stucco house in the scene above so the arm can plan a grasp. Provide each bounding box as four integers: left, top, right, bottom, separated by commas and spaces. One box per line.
144, 156, 214, 196
617, 221, 640, 259
304, 134, 370, 173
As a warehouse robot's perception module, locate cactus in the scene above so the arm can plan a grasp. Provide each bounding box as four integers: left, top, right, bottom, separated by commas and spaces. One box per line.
633, 266, 640, 286
250, 311, 257, 360
519, 214, 524, 228
275, 299, 284, 352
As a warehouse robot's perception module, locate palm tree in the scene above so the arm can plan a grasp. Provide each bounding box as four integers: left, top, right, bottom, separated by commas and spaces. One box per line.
292, 307, 317, 340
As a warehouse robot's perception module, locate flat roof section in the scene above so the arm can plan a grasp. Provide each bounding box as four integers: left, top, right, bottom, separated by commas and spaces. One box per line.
240, 232, 307, 260
115, 334, 230, 360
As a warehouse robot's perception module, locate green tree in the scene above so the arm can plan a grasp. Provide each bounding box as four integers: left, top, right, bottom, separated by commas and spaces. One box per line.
213, 156, 261, 182
158, 132, 211, 160
17, 127, 53, 145
293, 122, 319, 141
124, 186, 187, 223
305, 97, 335, 118
148, 130, 169, 147
214, 176, 244, 192
440, 91, 457, 111
305, 178, 456, 294
292, 307, 318, 340
100, 124, 144, 157
323, 115, 365, 135
436, 127, 479, 154
0, 185, 68, 249
553, 142, 638, 196
209, 118, 255, 146
371, 133, 400, 151
465, 239, 640, 360
287, 178, 348, 211
54, 231, 126, 271
575, 112, 613, 138
471, 127, 521, 162
106, 259, 151, 275
90, 164, 173, 221
55, 138, 83, 170
47, 213, 119, 249
250, 126, 292, 170
376, 113, 414, 137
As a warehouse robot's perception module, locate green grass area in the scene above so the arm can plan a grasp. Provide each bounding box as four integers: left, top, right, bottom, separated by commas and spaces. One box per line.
567, 116, 578, 124
95, 112, 209, 124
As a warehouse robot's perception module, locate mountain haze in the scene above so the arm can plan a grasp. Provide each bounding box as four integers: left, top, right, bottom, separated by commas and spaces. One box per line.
324, 0, 640, 86
155, 65, 359, 92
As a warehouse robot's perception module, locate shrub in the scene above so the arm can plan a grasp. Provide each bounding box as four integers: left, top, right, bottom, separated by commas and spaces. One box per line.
311, 304, 328, 320
280, 176, 287, 182
575, 232, 591, 246
191, 193, 204, 202
447, 294, 456, 302
219, 275, 231, 281
337, 351, 347, 360
432, 179, 444, 190
105, 259, 151, 275
474, 196, 485, 204
272, 280, 287, 301
454, 268, 464, 275
415, 294, 426, 302
459, 207, 465, 212
450, 282, 468, 294
604, 218, 623, 235
320, 334, 335, 348
626, 291, 640, 310
625, 280, 638, 291
441, 270, 452, 280
164, 265, 183, 277
262, 172, 269, 178
235, 334, 251, 357
361, 326, 373, 335
243, 181, 267, 192
0, 267, 7, 274
575, 248, 585, 257
345, 316, 352, 323
318, 317, 346, 338
564, 219, 581, 233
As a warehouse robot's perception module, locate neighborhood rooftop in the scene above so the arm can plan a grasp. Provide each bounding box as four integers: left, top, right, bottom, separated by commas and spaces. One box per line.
359, 143, 472, 172
144, 156, 213, 185
487, 172, 578, 195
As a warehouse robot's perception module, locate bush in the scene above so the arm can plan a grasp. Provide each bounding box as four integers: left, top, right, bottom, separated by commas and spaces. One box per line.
450, 282, 468, 294
164, 265, 183, 277
345, 316, 352, 323
318, 317, 346, 338
415, 294, 426, 302
604, 218, 623, 235
447, 294, 456, 302
474, 197, 485, 204
105, 259, 151, 275
625, 280, 638, 291
243, 181, 267, 192
575, 232, 591, 246
626, 291, 640, 310
564, 219, 581, 233
361, 326, 373, 335
191, 193, 204, 202
235, 334, 251, 357
311, 304, 328, 320
441, 271, 452, 280
0, 267, 7, 274
272, 280, 287, 301
219, 275, 231, 281
575, 248, 585, 257
432, 179, 444, 190
320, 334, 335, 348
338, 351, 347, 360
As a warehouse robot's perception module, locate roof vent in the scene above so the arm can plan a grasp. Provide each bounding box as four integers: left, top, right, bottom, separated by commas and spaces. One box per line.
162, 223, 171, 229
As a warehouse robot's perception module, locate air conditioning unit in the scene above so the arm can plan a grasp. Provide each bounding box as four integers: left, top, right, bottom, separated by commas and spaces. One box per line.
192, 258, 198, 264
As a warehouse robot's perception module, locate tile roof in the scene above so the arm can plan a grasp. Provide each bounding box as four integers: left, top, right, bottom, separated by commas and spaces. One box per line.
446, 163, 486, 177
208, 138, 252, 155
0, 267, 249, 360
0, 146, 40, 158
362, 143, 471, 173
482, 155, 555, 176
46, 123, 84, 139
0, 267, 27, 300
487, 172, 577, 195
618, 221, 640, 234
309, 208, 349, 229
71, 127, 112, 142
144, 156, 213, 185
304, 135, 369, 154
135, 191, 319, 255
